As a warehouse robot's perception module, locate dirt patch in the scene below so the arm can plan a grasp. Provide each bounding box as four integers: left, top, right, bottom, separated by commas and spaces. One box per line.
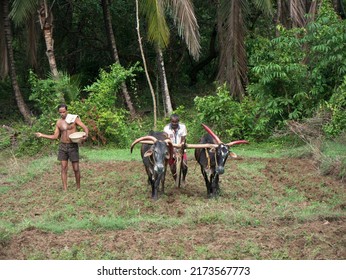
0, 157, 345, 259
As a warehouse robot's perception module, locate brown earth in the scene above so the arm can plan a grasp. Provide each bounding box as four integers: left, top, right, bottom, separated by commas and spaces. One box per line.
0, 157, 345, 260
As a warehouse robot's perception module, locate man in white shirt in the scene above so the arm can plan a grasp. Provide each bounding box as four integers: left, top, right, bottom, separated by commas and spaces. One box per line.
164, 114, 188, 186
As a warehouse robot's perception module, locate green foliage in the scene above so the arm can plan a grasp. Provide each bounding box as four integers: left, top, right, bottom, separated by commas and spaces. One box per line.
69, 63, 142, 147
248, 29, 310, 126
14, 71, 81, 156
28, 70, 81, 139
0, 127, 11, 150
29, 71, 80, 115
304, 1, 346, 100
194, 85, 270, 141
322, 76, 346, 137
248, 1, 346, 134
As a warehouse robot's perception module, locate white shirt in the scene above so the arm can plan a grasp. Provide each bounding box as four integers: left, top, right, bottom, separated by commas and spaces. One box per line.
164, 123, 187, 144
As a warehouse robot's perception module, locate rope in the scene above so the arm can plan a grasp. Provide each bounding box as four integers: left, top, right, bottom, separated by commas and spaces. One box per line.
203, 148, 218, 170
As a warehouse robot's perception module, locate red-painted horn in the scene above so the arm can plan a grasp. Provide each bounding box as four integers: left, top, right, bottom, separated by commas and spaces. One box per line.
201, 123, 222, 144
226, 140, 249, 146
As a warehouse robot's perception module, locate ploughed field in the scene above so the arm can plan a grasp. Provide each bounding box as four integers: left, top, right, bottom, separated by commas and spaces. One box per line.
0, 153, 345, 259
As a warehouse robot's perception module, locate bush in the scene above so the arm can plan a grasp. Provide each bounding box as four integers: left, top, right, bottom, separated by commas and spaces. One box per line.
247, 1, 346, 132
69, 63, 142, 147
194, 85, 270, 141
323, 76, 346, 137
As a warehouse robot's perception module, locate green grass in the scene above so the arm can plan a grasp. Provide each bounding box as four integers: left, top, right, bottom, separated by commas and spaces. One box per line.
80, 147, 141, 161
0, 140, 345, 260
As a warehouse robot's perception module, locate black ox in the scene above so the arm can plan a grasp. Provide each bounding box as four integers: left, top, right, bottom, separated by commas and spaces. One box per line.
131, 131, 173, 200
194, 124, 248, 198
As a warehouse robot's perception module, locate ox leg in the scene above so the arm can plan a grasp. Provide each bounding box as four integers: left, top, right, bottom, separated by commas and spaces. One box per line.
149, 177, 156, 200
210, 174, 220, 198
182, 163, 188, 186
152, 173, 164, 200
160, 169, 167, 194
201, 168, 211, 197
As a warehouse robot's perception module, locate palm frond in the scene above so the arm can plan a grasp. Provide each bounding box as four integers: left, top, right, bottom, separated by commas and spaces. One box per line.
10, 0, 39, 25
217, 0, 248, 100
290, 0, 307, 27
140, 0, 170, 49
168, 0, 201, 61
253, 0, 274, 16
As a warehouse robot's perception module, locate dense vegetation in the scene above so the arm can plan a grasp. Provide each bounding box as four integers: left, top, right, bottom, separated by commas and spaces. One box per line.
1, 1, 345, 169
0, 0, 345, 261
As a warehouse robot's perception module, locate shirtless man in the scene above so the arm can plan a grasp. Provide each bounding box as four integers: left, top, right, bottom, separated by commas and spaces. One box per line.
35, 104, 89, 191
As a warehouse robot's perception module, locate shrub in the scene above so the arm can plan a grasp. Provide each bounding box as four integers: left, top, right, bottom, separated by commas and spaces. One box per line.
69, 63, 142, 147
194, 85, 270, 141
322, 76, 346, 137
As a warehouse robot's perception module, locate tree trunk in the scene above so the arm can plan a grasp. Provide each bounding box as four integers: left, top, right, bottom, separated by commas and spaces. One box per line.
38, 0, 59, 79
3, 0, 32, 124
156, 46, 173, 117
217, 1, 247, 101
101, 0, 136, 119
135, 0, 157, 129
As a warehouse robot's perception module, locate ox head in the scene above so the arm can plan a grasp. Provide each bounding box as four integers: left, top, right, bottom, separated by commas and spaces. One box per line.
195, 124, 249, 174
131, 135, 173, 174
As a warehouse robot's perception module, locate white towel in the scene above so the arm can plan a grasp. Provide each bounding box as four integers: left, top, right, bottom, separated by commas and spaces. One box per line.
65, 114, 79, 124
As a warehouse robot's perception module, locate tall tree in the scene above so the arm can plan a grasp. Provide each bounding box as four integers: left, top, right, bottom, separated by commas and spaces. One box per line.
136, 0, 157, 128
140, 0, 201, 116
10, 0, 59, 79
2, 0, 32, 124
217, 0, 273, 100
101, 0, 136, 119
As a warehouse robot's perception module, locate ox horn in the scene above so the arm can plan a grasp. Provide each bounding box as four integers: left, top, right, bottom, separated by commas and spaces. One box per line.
130, 136, 157, 153
201, 123, 222, 144
226, 140, 249, 146
185, 143, 219, 149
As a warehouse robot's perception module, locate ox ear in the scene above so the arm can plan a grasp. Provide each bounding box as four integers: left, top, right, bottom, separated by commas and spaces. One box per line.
229, 151, 238, 158
144, 149, 153, 157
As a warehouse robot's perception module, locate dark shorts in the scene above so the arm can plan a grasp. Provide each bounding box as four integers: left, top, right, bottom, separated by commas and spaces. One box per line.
58, 143, 79, 162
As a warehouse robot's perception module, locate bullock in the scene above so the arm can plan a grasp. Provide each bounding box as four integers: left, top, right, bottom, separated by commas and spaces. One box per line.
194, 124, 248, 198
130, 131, 173, 200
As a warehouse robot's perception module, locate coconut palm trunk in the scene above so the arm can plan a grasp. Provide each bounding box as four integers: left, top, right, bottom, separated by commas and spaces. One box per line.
140, 0, 200, 117
3, 0, 32, 124
38, 0, 59, 79
101, 0, 136, 119
217, 0, 247, 100
156, 46, 173, 117
136, 0, 157, 129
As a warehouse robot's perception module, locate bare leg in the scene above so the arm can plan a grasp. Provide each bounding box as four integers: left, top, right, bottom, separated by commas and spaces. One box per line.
61, 160, 68, 191
72, 161, 81, 189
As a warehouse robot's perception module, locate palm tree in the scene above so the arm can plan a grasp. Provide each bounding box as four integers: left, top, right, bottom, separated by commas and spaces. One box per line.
101, 0, 136, 119
140, 0, 201, 116
2, 0, 32, 124
276, 0, 319, 29
10, 0, 59, 79
136, 0, 158, 128
217, 0, 273, 100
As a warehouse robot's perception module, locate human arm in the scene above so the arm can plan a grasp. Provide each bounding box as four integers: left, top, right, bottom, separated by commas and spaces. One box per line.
75, 117, 89, 139
35, 123, 60, 140
180, 124, 187, 145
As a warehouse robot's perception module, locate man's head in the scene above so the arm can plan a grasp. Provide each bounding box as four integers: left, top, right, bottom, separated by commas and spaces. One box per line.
58, 104, 68, 119
170, 114, 180, 130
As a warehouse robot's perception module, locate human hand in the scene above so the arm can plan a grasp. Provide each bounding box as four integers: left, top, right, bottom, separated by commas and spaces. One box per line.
81, 134, 88, 144
35, 132, 42, 138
